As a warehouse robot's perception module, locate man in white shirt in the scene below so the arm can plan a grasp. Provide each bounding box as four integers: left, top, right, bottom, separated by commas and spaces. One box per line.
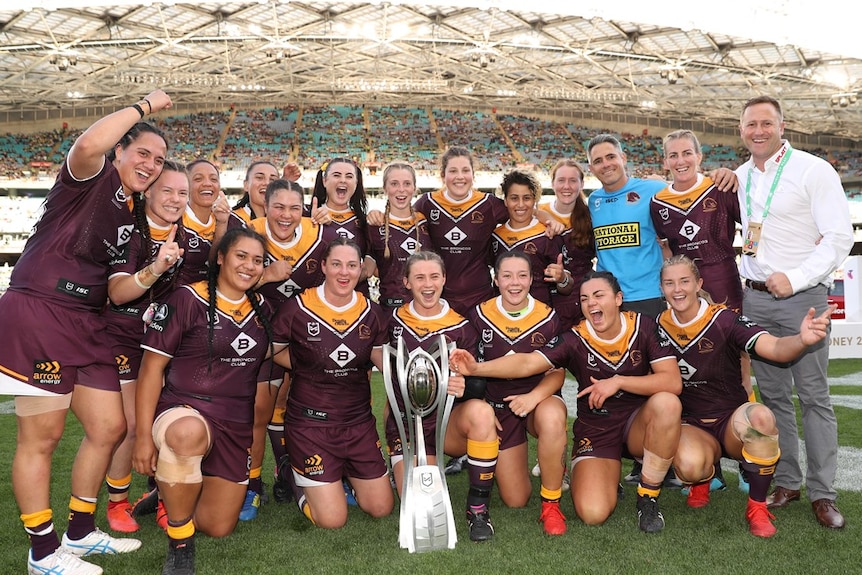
735, 95, 852, 529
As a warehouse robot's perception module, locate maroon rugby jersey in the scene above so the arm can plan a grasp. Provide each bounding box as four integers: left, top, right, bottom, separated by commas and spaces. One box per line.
106, 221, 189, 348
386, 299, 477, 413
249, 217, 336, 307
272, 286, 387, 427
178, 206, 216, 286
539, 311, 675, 420
141, 281, 272, 424
414, 189, 508, 315
9, 159, 135, 311
470, 296, 560, 403
650, 177, 743, 309
657, 302, 766, 418
490, 219, 564, 305
368, 214, 432, 307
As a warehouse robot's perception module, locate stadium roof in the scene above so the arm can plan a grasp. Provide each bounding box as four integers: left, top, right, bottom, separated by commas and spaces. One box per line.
3, 1, 862, 141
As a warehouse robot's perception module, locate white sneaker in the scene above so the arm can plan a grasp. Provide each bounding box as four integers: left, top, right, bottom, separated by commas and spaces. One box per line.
28, 548, 103, 575
61, 529, 141, 557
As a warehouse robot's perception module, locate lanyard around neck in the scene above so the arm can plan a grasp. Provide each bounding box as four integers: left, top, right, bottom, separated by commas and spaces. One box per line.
744, 145, 792, 221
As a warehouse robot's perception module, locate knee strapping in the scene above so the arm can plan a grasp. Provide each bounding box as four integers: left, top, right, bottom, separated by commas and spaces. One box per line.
152, 407, 208, 486
156, 446, 203, 486
732, 403, 779, 465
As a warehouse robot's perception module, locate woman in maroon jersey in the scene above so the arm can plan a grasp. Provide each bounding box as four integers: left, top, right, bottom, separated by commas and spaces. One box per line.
368, 162, 431, 310
103, 161, 189, 534
310, 158, 376, 293
538, 159, 595, 328
134, 227, 273, 575
450, 271, 682, 534
385, 250, 499, 541
0, 90, 172, 575
658, 255, 832, 537
271, 239, 394, 529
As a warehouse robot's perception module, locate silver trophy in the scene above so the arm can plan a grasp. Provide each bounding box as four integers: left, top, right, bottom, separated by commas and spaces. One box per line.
383, 335, 457, 552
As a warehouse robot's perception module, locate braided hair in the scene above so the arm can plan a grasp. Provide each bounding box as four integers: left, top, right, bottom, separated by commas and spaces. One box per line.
380, 161, 419, 259
205, 227, 272, 371
311, 157, 368, 229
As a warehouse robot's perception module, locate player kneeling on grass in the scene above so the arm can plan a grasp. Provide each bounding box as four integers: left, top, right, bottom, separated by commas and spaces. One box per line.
657, 255, 833, 537
269, 239, 394, 529
451, 271, 682, 533
133, 228, 274, 575
385, 251, 500, 541
466, 252, 569, 536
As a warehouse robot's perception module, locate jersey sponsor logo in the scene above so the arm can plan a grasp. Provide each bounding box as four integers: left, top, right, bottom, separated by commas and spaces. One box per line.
444, 226, 467, 246
482, 329, 493, 344
188, 236, 200, 249
33, 360, 62, 385
153, 304, 169, 322
677, 358, 697, 380
737, 315, 757, 329
147, 303, 172, 333
117, 224, 134, 247
659, 207, 670, 221
230, 333, 258, 356
302, 409, 328, 421
336, 228, 355, 240
330, 343, 356, 367
304, 453, 325, 476
626, 191, 640, 204
430, 209, 440, 221
593, 222, 640, 250
114, 186, 127, 204
678, 219, 701, 241
278, 279, 302, 299
587, 353, 597, 367
307, 322, 320, 337
56, 278, 92, 299
401, 237, 420, 254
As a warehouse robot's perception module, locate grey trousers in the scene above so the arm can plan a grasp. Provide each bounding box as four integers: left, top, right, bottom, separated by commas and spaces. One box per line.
743, 284, 837, 501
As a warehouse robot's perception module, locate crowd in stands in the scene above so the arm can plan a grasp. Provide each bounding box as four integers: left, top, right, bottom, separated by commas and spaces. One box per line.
0, 104, 858, 182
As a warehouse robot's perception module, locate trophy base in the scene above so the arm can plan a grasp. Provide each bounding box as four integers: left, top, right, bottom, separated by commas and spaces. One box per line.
401, 464, 456, 553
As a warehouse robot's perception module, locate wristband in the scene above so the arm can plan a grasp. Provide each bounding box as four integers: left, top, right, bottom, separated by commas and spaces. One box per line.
131, 103, 145, 119
557, 272, 571, 289
142, 98, 153, 114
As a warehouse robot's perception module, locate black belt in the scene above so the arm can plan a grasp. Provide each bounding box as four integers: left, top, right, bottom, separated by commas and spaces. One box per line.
744, 279, 769, 293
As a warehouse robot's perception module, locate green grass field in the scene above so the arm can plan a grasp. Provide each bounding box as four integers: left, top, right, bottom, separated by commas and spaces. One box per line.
2, 360, 861, 574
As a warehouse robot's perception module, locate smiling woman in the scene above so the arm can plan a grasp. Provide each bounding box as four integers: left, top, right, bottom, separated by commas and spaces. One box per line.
0, 89, 172, 574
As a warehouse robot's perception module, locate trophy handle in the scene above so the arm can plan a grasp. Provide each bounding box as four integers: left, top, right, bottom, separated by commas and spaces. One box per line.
382, 341, 412, 549
434, 335, 456, 472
